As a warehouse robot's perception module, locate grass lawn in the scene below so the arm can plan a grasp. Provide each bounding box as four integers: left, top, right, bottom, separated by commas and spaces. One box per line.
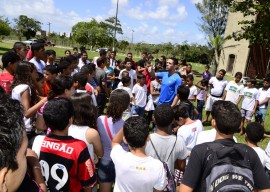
1, 41, 270, 148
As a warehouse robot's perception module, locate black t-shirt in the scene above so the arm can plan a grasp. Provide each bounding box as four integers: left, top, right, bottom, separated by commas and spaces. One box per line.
182, 139, 270, 191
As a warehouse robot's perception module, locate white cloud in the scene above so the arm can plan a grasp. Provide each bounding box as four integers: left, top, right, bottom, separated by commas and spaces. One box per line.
148, 6, 169, 20
158, 0, 178, 6
177, 5, 188, 19
190, 0, 203, 4
164, 29, 175, 36
111, 0, 129, 6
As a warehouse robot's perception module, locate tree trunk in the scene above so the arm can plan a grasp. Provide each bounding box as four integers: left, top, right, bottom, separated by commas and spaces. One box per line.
212, 49, 219, 76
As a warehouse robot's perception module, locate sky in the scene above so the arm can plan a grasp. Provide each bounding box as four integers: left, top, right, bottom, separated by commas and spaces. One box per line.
0, 0, 206, 45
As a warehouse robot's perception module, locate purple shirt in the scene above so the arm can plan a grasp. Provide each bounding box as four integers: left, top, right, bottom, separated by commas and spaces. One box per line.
202, 72, 212, 80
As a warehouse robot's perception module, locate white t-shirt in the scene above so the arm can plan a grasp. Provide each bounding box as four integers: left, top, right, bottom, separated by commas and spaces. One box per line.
78, 58, 90, 70
151, 80, 161, 104
241, 87, 260, 111
145, 134, 188, 172
188, 85, 198, 100
209, 77, 227, 97
116, 86, 133, 98
252, 147, 270, 168
119, 69, 137, 89
177, 120, 204, 151
196, 128, 237, 145
68, 124, 94, 161
258, 88, 270, 109
29, 57, 45, 74
225, 81, 244, 104
132, 84, 147, 107
111, 144, 166, 192
11, 84, 32, 132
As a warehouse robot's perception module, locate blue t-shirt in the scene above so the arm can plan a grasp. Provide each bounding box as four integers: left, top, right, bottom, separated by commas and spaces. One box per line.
157, 72, 182, 105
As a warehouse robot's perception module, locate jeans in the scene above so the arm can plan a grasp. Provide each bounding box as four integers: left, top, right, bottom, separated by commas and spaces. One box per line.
132, 105, 145, 117
97, 92, 106, 116
197, 99, 205, 121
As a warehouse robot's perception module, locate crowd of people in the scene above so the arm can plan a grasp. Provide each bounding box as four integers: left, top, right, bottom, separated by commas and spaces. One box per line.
1, 40, 270, 191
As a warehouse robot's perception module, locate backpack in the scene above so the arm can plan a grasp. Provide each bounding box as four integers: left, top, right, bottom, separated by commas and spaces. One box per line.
150, 137, 177, 192
199, 142, 254, 192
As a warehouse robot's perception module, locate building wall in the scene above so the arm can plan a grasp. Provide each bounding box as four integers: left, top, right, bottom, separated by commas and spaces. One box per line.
218, 12, 255, 77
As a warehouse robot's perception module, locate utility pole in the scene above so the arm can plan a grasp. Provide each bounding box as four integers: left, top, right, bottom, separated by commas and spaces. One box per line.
112, 0, 119, 51
48, 22, 51, 36
132, 29, 134, 45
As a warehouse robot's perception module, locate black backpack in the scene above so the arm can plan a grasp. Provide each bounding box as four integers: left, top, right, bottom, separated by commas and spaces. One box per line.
150, 137, 177, 192
198, 142, 254, 192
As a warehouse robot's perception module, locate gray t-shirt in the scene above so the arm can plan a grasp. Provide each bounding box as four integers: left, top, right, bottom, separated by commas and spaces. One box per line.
145, 133, 188, 172
96, 68, 107, 94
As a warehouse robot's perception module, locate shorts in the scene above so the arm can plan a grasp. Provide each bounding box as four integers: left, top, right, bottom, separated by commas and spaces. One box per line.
98, 158, 116, 183
259, 108, 267, 121
241, 109, 253, 120
205, 95, 222, 112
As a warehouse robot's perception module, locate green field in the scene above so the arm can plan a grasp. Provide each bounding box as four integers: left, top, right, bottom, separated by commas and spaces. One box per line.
1, 41, 270, 148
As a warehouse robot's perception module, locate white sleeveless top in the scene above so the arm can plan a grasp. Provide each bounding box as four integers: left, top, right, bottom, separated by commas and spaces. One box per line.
68, 124, 94, 160
11, 84, 32, 132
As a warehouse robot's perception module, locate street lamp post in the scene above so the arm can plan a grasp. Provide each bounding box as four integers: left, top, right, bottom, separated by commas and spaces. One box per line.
112, 0, 119, 51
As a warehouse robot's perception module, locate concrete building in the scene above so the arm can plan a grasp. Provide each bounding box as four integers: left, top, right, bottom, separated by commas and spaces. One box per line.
218, 12, 269, 78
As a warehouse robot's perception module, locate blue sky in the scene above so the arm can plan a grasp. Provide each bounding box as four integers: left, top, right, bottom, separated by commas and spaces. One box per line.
0, 0, 206, 44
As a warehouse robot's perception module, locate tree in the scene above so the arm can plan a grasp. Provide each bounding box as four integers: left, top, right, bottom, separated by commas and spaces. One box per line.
0, 16, 11, 38
100, 17, 123, 37
224, 0, 270, 47
72, 19, 114, 49
196, 0, 229, 75
117, 40, 129, 51
14, 15, 42, 40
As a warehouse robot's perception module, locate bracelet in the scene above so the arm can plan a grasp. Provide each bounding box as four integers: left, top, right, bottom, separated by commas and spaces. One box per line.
33, 166, 41, 170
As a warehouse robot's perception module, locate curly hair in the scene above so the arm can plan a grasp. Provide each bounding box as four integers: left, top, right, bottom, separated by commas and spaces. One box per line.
11, 61, 38, 105
107, 89, 130, 123
0, 87, 24, 170
71, 93, 97, 129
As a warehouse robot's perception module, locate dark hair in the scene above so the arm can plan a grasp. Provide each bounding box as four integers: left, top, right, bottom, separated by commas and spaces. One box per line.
65, 50, 71, 55
36, 72, 44, 82
137, 73, 146, 80
201, 78, 209, 87
235, 72, 242, 78
186, 74, 194, 81
99, 49, 107, 56
173, 105, 189, 120
63, 55, 78, 65
177, 85, 190, 101
45, 49, 56, 56
81, 50, 87, 55
58, 61, 71, 73
142, 51, 147, 55
73, 47, 78, 51
169, 57, 177, 65
44, 65, 58, 74
154, 104, 174, 128
71, 93, 97, 129
264, 77, 270, 84
246, 122, 264, 143
0, 90, 24, 170
211, 100, 241, 135
1, 51, 20, 68
73, 72, 88, 87
97, 58, 104, 67
43, 98, 74, 131
81, 64, 94, 74
107, 89, 130, 123
180, 75, 187, 81
205, 65, 210, 69
31, 43, 44, 53
80, 46, 86, 51
123, 116, 149, 148
247, 78, 257, 85
111, 50, 116, 54
181, 58, 187, 66
13, 42, 26, 52
48, 75, 73, 99
11, 61, 38, 105
219, 69, 226, 76
121, 76, 131, 86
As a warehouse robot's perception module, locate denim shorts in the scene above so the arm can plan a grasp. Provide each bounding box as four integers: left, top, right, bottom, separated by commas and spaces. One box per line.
98, 158, 116, 183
